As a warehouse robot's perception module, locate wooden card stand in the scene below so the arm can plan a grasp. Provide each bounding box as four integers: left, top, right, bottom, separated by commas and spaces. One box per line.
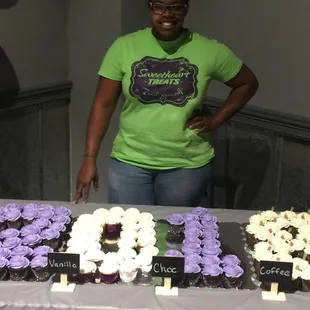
51, 274, 76, 293
262, 283, 286, 301
155, 278, 179, 296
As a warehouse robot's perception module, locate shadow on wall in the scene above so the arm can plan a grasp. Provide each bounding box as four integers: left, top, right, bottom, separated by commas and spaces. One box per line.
0, 46, 20, 108
0, 0, 18, 9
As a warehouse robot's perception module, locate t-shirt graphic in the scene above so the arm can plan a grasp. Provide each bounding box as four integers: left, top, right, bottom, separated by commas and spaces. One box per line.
129, 56, 199, 107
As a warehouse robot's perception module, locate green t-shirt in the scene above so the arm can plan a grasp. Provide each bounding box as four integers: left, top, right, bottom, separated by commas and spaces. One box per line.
98, 28, 242, 169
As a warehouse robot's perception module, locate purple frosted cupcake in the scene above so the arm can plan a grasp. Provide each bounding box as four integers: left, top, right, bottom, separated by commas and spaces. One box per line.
202, 230, 219, 240
5, 203, 23, 212
22, 234, 42, 249
201, 245, 222, 257
4, 209, 22, 229
202, 239, 221, 248
51, 214, 71, 225
0, 215, 6, 232
38, 204, 54, 212
202, 264, 223, 288
201, 255, 221, 266
165, 250, 184, 257
8, 255, 30, 281
0, 207, 5, 215
54, 206, 72, 217
11, 246, 33, 259
182, 244, 201, 255
49, 222, 66, 235
30, 255, 50, 281
185, 263, 201, 286
0, 248, 11, 259
22, 208, 38, 226
202, 222, 219, 231
23, 203, 38, 211
0, 228, 19, 239
2, 237, 22, 249
183, 213, 200, 223
223, 265, 244, 289
32, 218, 50, 229
221, 255, 241, 267
201, 214, 218, 226
191, 207, 209, 218
166, 214, 185, 244
184, 227, 202, 238
185, 254, 202, 265
40, 229, 60, 250
37, 209, 55, 220
20, 224, 41, 237
33, 245, 53, 257
183, 236, 201, 245
0, 257, 9, 280
185, 220, 203, 230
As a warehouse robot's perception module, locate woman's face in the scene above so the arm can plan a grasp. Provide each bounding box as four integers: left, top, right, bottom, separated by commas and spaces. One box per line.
149, 0, 188, 41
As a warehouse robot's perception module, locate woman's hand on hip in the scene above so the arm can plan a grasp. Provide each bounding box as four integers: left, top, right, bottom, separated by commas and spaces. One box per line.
187, 115, 221, 135
72, 157, 99, 204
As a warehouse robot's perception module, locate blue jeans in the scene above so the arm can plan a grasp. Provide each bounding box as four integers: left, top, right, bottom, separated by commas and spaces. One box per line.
108, 158, 212, 206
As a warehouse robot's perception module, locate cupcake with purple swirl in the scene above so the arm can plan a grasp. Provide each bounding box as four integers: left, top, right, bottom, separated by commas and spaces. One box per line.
4, 209, 22, 229
164, 250, 184, 257
23, 203, 38, 211
30, 255, 50, 281
11, 246, 33, 259
5, 203, 23, 212
191, 206, 209, 218
202, 238, 221, 249
54, 206, 72, 218
202, 229, 219, 240
0, 228, 19, 240
201, 255, 221, 267
221, 255, 241, 267
37, 208, 55, 221
51, 214, 71, 231
0, 206, 5, 216
0, 257, 9, 280
8, 255, 30, 281
184, 263, 201, 287
22, 208, 38, 226
201, 213, 218, 226
184, 227, 202, 239
0, 248, 11, 259
38, 204, 54, 212
183, 213, 200, 223
22, 234, 42, 249
20, 224, 41, 237
2, 237, 22, 249
49, 222, 67, 242
32, 218, 50, 230
40, 228, 60, 250
185, 253, 202, 266
201, 244, 222, 257
202, 264, 224, 288
223, 265, 244, 289
33, 245, 53, 257
182, 242, 202, 255
166, 213, 185, 244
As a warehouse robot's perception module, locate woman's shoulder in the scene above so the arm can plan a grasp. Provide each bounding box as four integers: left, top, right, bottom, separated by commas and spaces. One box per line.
117, 28, 151, 43
189, 31, 224, 48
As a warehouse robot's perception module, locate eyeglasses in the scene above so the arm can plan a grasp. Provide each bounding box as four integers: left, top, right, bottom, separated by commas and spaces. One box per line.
150, 2, 188, 15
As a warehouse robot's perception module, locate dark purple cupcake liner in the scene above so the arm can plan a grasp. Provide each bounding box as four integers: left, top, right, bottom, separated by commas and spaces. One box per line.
100, 272, 119, 284
7, 219, 22, 230
0, 267, 8, 281
202, 274, 223, 288
301, 279, 310, 292
31, 266, 51, 282
9, 267, 30, 281
223, 275, 244, 289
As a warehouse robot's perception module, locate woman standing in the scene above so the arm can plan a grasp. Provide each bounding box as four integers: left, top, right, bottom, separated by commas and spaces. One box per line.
73, 0, 258, 206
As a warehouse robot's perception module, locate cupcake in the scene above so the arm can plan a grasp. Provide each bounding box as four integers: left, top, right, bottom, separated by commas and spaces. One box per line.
301, 267, 310, 292
109, 206, 124, 217
185, 220, 203, 230
280, 210, 296, 220
54, 206, 72, 217
120, 230, 138, 240
32, 218, 50, 230
249, 214, 265, 226
0, 257, 9, 280
184, 263, 201, 287
185, 254, 202, 265
5, 203, 23, 212
83, 249, 105, 263
289, 239, 306, 258
4, 209, 22, 229
23, 203, 38, 212
201, 213, 218, 226
117, 248, 137, 261
0, 228, 20, 239
201, 255, 221, 266
202, 264, 223, 288
183, 213, 200, 223
124, 207, 140, 218
164, 250, 184, 257
191, 207, 209, 217
166, 214, 185, 244
202, 239, 221, 248
22, 208, 38, 226
32, 245, 53, 257
184, 227, 202, 238
119, 259, 138, 283
183, 235, 201, 245
2, 237, 22, 249
260, 210, 278, 222
51, 214, 71, 227
183, 240, 201, 250
275, 230, 293, 242
118, 237, 137, 249
78, 260, 97, 284
275, 216, 290, 230
139, 245, 159, 257
49, 222, 66, 234
138, 212, 154, 222
8, 256, 30, 281
297, 212, 310, 223
272, 239, 291, 254
299, 224, 310, 235
289, 218, 307, 237
182, 244, 201, 255
137, 234, 156, 248
296, 232, 310, 244
37, 209, 55, 221
221, 255, 241, 267
253, 250, 273, 275
254, 241, 273, 253
0, 215, 7, 232
30, 255, 50, 281
11, 246, 33, 258
0, 206, 5, 216
22, 234, 42, 249
264, 222, 279, 235
201, 230, 219, 240
293, 257, 309, 272
223, 265, 244, 289
20, 224, 41, 237
38, 204, 54, 212
271, 253, 293, 263
0, 248, 11, 259
40, 229, 60, 250
98, 262, 119, 284
201, 245, 222, 257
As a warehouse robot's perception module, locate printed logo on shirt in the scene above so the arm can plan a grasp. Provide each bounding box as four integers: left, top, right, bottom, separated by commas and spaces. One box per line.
129, 57, 198, 107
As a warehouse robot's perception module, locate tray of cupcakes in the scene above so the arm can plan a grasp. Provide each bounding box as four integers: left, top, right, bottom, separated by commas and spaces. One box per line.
155, 207, 247, 290
63, 206, 159, 286
0, 203, 72, 282
242, 209, 310, 292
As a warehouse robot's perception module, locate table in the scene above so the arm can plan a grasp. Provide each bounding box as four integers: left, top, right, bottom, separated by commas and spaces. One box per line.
0, 199, 308, 310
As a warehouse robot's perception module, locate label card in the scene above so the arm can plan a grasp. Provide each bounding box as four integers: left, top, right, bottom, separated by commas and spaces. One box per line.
151, 256, 185, 278
259, 261, 293, 285
48, 253, 80, 275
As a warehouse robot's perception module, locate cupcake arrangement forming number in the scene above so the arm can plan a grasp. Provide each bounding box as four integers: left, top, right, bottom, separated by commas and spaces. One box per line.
245, 209, 310, 292
0, 203, 71, 282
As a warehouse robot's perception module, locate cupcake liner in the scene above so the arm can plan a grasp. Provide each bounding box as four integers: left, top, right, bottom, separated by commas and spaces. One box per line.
31, 266, 51, 282
223, 275, 244, 289
0, 267, 8, 281
119, 269, 138, 284
202, 274, 223, 288
186, 273, 201, 287
291, 250, 304, 259
301, 279, 310, 292
9, 267, 30, 281
7, 219, 22, 230
42, 238, 59, 250
0, 222, 7, 232
100, 272, 119, 284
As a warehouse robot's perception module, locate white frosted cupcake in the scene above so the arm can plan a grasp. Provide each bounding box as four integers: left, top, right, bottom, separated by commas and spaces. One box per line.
289, 239, 306, 258
135, 252, 153, 268
137, 234, 156, 248
138, 228, 156, 236
289, 218, 307, 236
275, 230, 293, 242
66, 246, 86, 255
120, 230, 138, 240
297, 212, 310, 223
99, 261, 119, 284
299, 224, 310, 235
301, 267, 310, 292
245, 224, 260, 249
121, 221, 139, 232
109, 206, 124, 218
293, 257, 309, 271
275, 216, 290, 229
254, 242, 273, 253
139, 212, 154, 222
280, 210, 296, 220
296, 232, 310, 244
83, 249, 105, 263
140, 245, 159, 256
118, 237, 136, 249
273, 240, 291, 254
93, 208, 109, 218
254, 228, 272, 243
104, 252, 122, 265
271, 253, 293, 263
79, 260, 97, 283
124, 208, 140, 219
137, 220, 155, 230
261, 210, 278, 222
264, 222, 279, 234
249, 214, 265, 226
119, 259, 138, 283
117, 248, 137, 261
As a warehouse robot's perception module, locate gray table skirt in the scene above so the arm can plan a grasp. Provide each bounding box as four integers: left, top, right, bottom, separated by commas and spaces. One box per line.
0, 199, 308, 310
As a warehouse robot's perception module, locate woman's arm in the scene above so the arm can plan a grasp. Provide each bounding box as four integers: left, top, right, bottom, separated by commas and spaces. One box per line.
72, 77, 122, 204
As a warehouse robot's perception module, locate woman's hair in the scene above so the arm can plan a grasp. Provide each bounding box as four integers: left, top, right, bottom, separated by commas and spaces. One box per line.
149, 0, 190, 4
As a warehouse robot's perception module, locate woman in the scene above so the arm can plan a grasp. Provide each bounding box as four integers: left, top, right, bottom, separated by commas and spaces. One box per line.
72, 0, 259, 206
